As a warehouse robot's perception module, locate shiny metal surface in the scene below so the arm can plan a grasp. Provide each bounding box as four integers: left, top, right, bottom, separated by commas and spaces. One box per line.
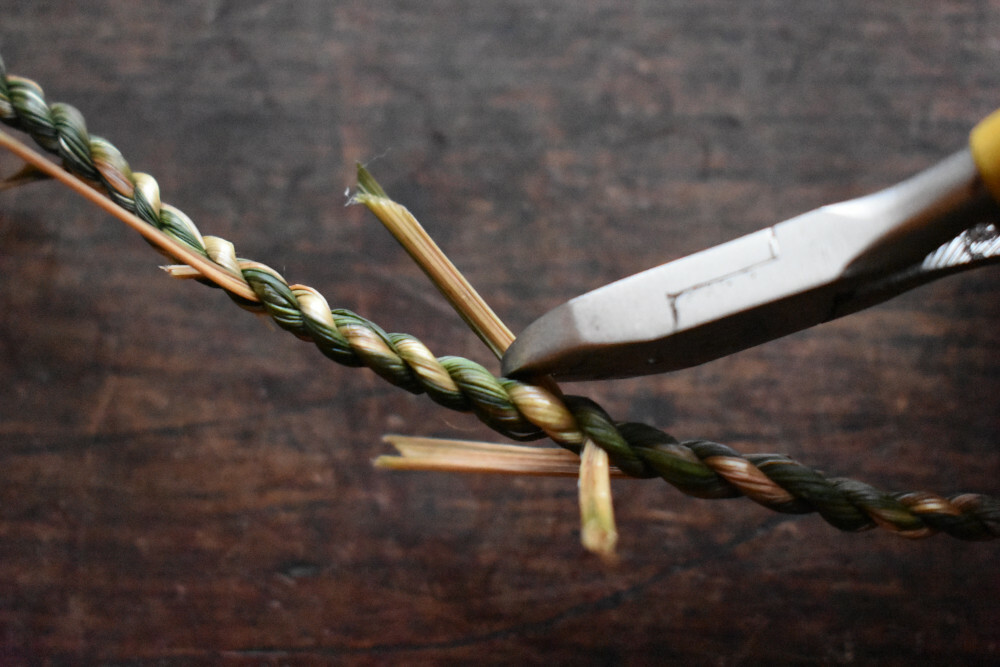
503, 150, 1000, 381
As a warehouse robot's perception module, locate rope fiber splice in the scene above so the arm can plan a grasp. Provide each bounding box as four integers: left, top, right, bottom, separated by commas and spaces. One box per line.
2, 55, 997, 540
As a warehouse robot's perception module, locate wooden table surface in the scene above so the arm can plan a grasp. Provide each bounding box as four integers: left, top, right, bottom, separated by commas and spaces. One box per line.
2, 2, 999, 663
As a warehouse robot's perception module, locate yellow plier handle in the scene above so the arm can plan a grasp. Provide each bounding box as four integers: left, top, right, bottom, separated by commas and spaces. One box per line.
971, 108, 1000, 202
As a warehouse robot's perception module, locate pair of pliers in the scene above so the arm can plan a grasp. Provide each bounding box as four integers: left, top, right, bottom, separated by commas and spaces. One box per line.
501, 110, 1000, 382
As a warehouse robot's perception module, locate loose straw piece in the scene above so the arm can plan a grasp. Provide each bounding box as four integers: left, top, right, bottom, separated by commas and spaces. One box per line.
378, 435, 630, 477
580, 439, 619, 559
0, 129, 256, 301
353, 165, 619, 559
351, 166, 515, 357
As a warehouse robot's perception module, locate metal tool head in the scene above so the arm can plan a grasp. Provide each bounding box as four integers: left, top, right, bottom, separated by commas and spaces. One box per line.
502, 150, 999, 381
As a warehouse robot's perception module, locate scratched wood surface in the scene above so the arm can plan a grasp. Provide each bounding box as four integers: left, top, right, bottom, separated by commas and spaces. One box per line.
1, 2, 999, 663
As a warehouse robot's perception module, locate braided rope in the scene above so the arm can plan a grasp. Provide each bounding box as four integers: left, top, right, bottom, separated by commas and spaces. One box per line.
2, 55, 997, 540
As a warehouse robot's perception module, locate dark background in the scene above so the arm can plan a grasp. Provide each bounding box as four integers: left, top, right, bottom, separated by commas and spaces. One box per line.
2, 1, 999, 663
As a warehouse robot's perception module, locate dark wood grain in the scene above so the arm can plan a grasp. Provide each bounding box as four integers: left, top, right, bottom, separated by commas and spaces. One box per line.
1, 2, 999, 663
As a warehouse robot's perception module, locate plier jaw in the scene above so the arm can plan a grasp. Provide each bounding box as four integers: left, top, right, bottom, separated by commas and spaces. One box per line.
503, 127, 1000, 382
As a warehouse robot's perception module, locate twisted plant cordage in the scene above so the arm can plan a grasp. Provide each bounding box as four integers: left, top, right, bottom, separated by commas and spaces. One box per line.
2, 56, 998, 541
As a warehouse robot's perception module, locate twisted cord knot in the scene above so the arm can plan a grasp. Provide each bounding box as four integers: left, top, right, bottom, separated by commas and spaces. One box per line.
3, 55, 997, 540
